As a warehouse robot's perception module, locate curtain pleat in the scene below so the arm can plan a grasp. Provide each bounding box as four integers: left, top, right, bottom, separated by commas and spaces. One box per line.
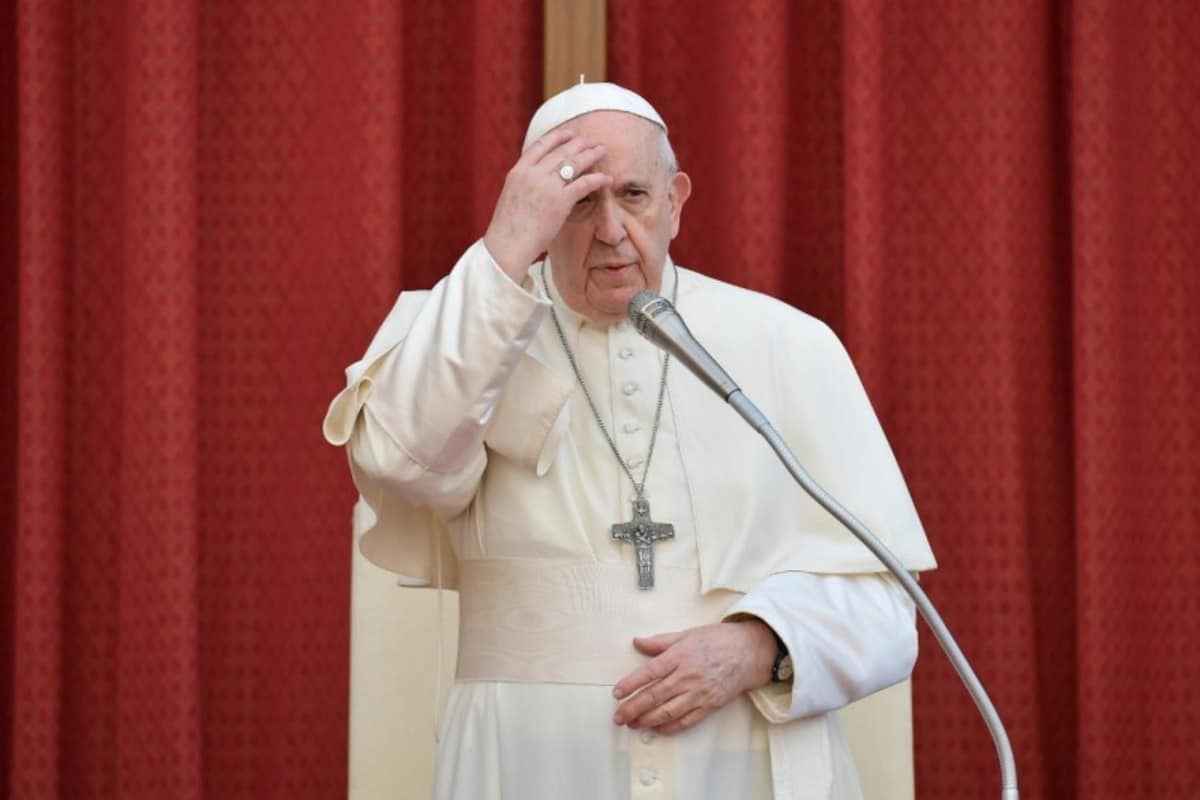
12, 2, 73, 797
1067, 2, 1200, 796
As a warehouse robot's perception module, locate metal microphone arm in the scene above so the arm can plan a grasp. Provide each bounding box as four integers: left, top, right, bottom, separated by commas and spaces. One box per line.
728, 390, 1018, 800
628, 292, 1018, 799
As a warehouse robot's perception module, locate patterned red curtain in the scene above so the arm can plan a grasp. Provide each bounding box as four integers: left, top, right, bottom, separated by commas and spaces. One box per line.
5, 1, 1198, 799
1, 1, 539, 797
610, 1, 1199, 798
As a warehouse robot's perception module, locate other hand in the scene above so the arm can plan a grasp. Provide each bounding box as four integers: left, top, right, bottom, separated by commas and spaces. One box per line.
611, 620, 776, 736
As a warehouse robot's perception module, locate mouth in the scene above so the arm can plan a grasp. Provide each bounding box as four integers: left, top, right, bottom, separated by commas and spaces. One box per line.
593, 261, 637, 273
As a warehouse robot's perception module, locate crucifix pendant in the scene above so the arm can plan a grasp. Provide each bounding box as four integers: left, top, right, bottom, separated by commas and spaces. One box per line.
611, 497, 675, 589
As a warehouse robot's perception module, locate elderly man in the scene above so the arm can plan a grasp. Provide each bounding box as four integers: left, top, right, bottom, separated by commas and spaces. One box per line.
324, 83, 935, 799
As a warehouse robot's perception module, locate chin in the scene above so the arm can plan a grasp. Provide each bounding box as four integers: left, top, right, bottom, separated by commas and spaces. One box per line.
607, 287, 642, 314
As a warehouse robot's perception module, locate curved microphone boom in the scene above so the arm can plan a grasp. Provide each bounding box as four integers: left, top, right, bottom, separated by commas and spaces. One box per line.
627, 290, 1019, 800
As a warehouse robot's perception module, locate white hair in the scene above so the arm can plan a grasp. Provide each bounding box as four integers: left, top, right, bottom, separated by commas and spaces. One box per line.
658, 129, 679, 175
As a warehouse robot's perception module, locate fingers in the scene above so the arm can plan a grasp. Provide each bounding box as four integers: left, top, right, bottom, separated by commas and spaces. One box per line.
631, 690, 690, 730
513, 133, 610, 205
561, 169, 612, 204
548, 143, 610, 207
529, 132, 607, 181
612, 624, 754, 737
524, 129, 591, 174
519, 127, 576, 166
613, 648, 676, 701
559, 144, 607, 186
654, 707, 708, 736
613, 670, 683, 727
632, 632, 684, 657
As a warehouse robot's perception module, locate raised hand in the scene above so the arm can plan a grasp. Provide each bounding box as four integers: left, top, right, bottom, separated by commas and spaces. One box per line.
483, 129, 611, 281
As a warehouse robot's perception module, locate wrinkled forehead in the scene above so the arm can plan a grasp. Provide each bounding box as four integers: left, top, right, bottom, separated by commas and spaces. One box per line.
560, 111, 668, 179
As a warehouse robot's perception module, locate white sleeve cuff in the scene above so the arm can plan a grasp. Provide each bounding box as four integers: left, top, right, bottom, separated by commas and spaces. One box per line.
724, 571, 918, 722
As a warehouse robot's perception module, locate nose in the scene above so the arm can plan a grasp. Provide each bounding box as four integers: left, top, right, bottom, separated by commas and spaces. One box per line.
594, 195, 627, 246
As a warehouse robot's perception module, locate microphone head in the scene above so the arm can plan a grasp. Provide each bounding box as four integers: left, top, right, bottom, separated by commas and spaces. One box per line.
628, 289, 659, 318
628, 290, 676, 339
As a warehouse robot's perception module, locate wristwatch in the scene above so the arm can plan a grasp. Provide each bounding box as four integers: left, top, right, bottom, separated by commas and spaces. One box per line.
770, 629, 793, 683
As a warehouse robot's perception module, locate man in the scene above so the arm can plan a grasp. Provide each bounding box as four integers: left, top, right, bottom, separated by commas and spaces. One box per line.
324, 83, 936, 799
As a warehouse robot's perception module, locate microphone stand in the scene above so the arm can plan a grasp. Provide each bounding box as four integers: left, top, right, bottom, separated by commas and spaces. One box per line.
724, 390, 1019, 800
629, 290, 1017, 797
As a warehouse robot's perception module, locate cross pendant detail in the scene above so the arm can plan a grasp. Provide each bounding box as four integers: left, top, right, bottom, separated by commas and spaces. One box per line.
611, 497, 675, 589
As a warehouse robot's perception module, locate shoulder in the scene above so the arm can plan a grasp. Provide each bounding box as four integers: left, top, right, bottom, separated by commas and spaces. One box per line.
674, 264, 839, 349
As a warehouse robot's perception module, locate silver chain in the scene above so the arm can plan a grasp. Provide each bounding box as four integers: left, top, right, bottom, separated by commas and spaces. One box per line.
541, 266, 676, 500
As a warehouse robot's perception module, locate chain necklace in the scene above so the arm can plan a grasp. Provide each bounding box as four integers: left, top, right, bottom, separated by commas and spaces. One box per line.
542, 265, 677, 589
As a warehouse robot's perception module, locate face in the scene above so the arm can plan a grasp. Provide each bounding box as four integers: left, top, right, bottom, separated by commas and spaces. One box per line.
548, 111, 691, 324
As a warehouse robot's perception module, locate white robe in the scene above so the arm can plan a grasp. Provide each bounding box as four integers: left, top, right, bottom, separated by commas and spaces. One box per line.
324, 242, 937, 799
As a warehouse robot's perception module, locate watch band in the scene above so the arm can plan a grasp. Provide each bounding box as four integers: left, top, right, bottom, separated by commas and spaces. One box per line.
769, 628, 793, 683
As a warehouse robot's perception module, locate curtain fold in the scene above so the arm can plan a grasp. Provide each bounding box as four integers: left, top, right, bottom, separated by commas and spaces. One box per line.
12, 2, 73, 796
1066, 3, 1200, 795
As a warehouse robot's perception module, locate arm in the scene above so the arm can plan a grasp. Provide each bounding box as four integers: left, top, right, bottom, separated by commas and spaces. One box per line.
328, 128, 614, 519
725, 571, 917, 723
344, 241, 550, 519
612, 571, 917, 734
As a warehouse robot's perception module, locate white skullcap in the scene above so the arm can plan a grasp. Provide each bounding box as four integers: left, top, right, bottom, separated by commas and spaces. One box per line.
522, 81, 667, 151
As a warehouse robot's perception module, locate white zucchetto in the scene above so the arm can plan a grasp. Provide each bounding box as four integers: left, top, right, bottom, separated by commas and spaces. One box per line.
522, 82, 667, 151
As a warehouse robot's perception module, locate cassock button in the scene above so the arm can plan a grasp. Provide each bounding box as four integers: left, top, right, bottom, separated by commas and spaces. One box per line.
639, 730, 655, 744
640, 768, 656, 786
623, 422, 640, 434
619, 347, 635, 360
623, 382, 639, 396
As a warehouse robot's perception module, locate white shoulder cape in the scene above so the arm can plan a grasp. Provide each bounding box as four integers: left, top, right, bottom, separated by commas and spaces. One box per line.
323, 261, 936, 593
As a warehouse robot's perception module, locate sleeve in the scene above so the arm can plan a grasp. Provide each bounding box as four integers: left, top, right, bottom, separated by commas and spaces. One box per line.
324, 239, 558, 520
723, 570, 918, 723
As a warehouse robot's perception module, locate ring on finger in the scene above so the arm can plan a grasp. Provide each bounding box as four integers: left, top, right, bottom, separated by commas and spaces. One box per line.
557, 162, 576, 182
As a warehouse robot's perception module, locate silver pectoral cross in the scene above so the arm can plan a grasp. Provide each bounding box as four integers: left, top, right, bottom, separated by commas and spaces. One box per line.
611, 497, 675, 589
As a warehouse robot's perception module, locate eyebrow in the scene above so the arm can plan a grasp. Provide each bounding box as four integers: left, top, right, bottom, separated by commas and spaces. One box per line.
615, 179, 652, 194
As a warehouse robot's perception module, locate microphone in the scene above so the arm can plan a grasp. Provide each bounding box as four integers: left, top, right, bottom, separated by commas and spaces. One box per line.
626, 288, 1019, 799
628, 290, 769, 432
627, 291, 740, 399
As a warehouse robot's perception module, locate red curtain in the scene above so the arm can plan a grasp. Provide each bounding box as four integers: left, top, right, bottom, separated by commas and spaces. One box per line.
2, 1, 539, 797
4, 1, 1198, 799
610, 1, 1199, 798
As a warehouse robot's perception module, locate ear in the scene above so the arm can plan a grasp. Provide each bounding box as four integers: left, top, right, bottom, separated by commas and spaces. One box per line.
667, 171, 692, 239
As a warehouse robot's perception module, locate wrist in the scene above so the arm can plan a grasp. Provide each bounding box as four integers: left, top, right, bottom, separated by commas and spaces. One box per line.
481, 233, 534, 283
728, 616, 778, 689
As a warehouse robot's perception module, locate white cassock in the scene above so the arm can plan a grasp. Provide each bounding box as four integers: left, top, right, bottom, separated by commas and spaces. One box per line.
323, 241, 937, 799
